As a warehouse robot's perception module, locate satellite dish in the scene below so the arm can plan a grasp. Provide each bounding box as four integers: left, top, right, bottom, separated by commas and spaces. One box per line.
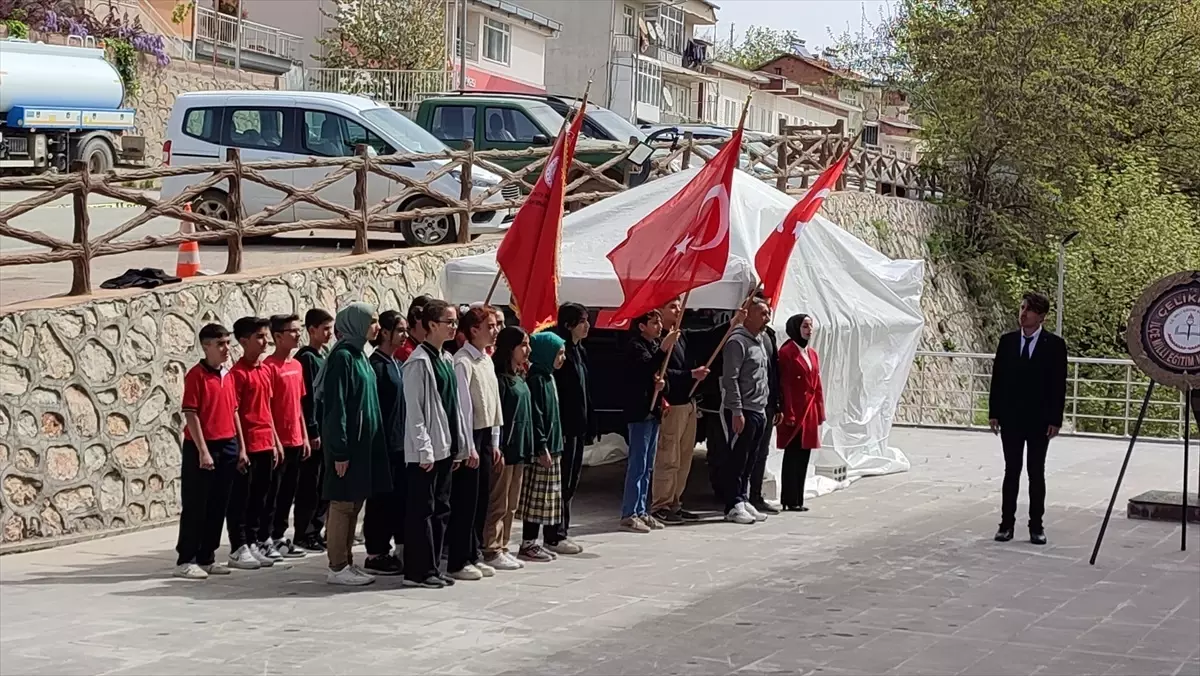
661, 86, 674, 108
864, 108, 880, 122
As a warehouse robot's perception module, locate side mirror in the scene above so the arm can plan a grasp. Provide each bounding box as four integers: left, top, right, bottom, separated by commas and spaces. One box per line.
531, 133, 551, 146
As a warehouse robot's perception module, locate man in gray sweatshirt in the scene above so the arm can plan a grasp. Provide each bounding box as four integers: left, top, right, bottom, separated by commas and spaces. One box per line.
719, 297, 773, 525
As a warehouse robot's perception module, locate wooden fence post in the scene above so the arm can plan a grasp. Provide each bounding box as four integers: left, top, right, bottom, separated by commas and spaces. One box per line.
622, 136, 638, 186
224, 148, 244, 275
353, 144, 370, 255
69, 161, 92, 296
457, 140, 474, 245
680, 131, 693, 170
775, 118, 789, 192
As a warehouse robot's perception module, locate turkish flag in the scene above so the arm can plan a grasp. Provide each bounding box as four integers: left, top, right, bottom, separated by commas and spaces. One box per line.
597, 128, 744, 329
754, 151, 850, 310
495, 96, 586, 332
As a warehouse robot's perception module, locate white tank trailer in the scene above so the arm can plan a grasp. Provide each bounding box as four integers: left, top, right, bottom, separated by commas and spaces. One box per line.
0, 37, 145, 175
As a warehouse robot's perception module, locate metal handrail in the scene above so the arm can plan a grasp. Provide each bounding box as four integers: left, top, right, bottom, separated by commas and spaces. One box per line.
899, 350, 1188, 440
194, 5, 300, 60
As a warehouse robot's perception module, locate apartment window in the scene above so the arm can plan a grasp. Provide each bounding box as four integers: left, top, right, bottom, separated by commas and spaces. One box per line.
621, 5, 636, 36
705, 91, 719, 124
723, 99, 735, 127
636, 60, 662, 107
482, 17, 511, 64
653, 3, 685, 55
862, 124, 880, 146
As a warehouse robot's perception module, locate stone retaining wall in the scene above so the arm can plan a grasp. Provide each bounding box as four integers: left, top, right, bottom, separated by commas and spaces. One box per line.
0, 245, 489, 549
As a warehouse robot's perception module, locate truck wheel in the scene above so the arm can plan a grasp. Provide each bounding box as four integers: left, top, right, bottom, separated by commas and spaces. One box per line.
192, 189, 231, 230
80, 138, 114, 174
398, 196, 457, 247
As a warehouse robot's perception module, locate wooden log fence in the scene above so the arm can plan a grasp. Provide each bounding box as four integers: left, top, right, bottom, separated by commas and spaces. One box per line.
0, 131, 938, 298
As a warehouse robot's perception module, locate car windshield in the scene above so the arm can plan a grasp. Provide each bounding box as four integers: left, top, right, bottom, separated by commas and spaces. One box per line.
525, 101, 567, 136
361, 107, 447, 154
585, 107, 646, 142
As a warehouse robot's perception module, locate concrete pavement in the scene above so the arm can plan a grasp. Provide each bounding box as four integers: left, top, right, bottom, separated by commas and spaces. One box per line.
0, 428, 1197, 675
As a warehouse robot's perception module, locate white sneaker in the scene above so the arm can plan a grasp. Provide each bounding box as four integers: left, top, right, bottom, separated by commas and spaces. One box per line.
507, 552, 526, 569
475, 560, 496, 577
725, 503, 756, 525
327, 566, 373, 586
228, 545, 262, 570
249, 544, 275, 567
486, 553, 522, 571
260, 541, 284, 561
202, 562, 232, 576
173, 563, 208, 579
349, 565, 375, 581
743, 502, 768, 522
450, 564, 483, 581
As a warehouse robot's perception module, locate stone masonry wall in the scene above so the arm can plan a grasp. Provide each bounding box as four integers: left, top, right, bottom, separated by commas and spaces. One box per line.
0, 245, 489, 550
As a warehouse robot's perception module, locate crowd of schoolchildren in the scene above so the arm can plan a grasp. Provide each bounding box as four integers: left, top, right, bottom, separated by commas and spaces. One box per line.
173, 292, 827, 587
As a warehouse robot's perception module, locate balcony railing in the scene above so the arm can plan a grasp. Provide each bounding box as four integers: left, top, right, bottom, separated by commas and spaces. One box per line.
194, 5, 300, 61
611, 34, 684, 68
898, 351, 1190, 440
305, 68, 454, 113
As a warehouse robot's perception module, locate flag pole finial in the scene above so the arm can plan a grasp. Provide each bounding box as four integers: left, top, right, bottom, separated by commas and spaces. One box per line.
736, 92, 753, 131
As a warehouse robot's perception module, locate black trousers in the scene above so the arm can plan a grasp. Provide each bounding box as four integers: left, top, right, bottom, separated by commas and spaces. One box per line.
293, 445, 327, 540
780, 442, 812, 509
364, 454, 406, 556
175, 439, 238, 566
404, 457, 453, 582
448, 430, 495, 571
721, 409, 766, 512
226, 451, 275, 550
749, 406, 776, 503
545, 434, 585, 545
999, 422, 1051, 531
268, 446, 304, 541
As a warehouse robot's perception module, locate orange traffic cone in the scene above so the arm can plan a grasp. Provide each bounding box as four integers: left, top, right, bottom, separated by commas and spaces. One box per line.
176, 203, 201, 279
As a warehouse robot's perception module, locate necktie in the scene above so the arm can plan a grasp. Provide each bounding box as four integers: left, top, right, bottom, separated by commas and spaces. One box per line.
1021, 336, 1032, 360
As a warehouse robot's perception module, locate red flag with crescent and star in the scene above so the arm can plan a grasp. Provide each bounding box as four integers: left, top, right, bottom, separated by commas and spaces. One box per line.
596, 127, 744, 329
495, 94, 587, 333
753, 150, 850, 310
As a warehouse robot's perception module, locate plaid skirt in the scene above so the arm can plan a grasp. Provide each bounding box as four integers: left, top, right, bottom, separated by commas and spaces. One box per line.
515, 459, 563, 525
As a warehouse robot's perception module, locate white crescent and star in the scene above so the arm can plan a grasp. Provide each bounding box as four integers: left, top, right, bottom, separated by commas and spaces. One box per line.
543, 156, 560, 188
673, 185, 730, 255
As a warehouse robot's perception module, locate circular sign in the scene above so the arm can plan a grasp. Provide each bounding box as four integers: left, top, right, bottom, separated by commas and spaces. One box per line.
1127, 270, 1200, 391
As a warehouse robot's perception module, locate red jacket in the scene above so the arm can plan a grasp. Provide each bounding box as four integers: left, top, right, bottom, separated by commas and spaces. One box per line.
777, 340, 826, 449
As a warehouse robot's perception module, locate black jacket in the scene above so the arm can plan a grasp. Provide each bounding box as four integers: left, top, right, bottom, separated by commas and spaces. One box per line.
368, 349, 405, 455
663, 324, 727, 406
762, 326, 782, 412
988, 329, 1068, 428
552, 327, 593, 438
295, 345, 326, 443
623, 333, 669, 422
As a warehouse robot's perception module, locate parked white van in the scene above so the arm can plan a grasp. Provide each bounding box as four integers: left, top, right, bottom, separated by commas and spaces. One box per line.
160, 91, 516, 247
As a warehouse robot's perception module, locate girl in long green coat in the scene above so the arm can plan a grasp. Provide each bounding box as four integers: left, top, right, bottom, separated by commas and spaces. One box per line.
515, 331, 566, 563
315, 302, 392, 586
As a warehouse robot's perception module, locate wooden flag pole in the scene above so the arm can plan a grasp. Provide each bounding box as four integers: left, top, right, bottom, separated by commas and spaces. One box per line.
484, 78, 593, 307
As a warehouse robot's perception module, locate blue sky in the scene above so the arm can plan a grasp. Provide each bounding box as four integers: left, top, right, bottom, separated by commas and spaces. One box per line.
700, 0, 893, 52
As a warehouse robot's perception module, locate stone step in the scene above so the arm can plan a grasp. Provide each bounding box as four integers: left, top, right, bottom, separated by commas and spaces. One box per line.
1127, 490, 1200, 524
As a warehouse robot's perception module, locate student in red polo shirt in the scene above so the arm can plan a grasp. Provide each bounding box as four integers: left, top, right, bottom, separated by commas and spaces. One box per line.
174, 323, 245, 580
264, 313, 312, 558
226, 316, 285, 570
395, 295, 432, 362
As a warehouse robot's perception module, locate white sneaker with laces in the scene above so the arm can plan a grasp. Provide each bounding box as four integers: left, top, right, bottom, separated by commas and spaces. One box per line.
350, 564, 375, 581
506, 552, 526, 569
450, 564, 483, 581
743, 502, 768, 522
475, 560, 496, 577
228, 545, 262, 570
260, 541, 284, 561
327, 566, 373, 586
725, 503, 755, 525
486, 554, 521, 571
202, 562, 232, 575
249, 544, 275, 567
174, 563, 208, 579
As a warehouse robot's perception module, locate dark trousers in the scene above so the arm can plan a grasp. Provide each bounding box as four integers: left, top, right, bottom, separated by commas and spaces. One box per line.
404, 457, 453, 582
268, 446, 304, 541
546, 434, 585, 545
293, 445, 327, 540
448, 430, 494, 571
1000, 423, 1051, 531
226, 451, 275, 550
780, 442, 812, 508
749, 406, 776, 503
721, 409, 766, 513
364, 454, 406, 556
175, 439, 238, 566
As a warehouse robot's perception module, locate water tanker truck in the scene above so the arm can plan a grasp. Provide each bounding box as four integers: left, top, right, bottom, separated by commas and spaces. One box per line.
0, 36, 144, 175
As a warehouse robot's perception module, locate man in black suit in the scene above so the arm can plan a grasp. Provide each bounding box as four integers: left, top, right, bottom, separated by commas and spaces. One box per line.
988, 292, 1068, 545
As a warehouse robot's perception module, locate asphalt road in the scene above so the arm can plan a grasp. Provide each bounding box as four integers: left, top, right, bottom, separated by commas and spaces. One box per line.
0, 190, 416, 307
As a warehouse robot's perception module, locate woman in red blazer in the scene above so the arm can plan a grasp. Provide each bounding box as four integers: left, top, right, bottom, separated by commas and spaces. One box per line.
776, 314, 826, 511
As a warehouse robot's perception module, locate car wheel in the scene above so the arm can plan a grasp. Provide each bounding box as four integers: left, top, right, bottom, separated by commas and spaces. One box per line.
80, 138, 114, 174
191, 189, 231, 231
398, 196, 457, 247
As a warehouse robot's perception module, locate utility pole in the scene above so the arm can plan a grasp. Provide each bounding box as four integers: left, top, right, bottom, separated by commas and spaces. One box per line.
234, 0, 243, 70
458, 0, 468, 90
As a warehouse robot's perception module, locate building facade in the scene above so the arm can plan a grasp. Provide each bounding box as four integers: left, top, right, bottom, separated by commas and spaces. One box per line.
445, 0, 562, 93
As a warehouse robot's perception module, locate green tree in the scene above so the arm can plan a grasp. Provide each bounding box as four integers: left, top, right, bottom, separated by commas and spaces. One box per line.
712, 25, 806, 70
318, 0, 446, 71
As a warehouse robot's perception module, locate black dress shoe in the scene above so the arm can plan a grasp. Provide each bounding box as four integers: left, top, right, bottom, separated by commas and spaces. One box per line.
677, 509, 700, 521
994, 528, 1014, 542
1030, 531, 1047, 545
751, 500, 781, 515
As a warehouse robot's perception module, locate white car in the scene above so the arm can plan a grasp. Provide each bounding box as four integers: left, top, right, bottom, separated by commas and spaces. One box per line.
161, 91, 514, 247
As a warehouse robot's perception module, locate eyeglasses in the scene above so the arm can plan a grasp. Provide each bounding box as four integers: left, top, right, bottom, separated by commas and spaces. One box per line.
434, 319, 459, 328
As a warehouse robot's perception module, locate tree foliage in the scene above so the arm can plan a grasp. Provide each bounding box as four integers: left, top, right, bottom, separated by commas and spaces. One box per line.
318, 0, 445, 71
711, 25, 809, 70
834, 0, 1200, 354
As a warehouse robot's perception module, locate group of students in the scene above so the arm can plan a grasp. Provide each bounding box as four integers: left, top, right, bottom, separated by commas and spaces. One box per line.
173, 291, 828, 587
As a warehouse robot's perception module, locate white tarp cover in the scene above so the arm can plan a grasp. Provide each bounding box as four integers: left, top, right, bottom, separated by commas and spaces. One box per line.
441, 169, 922, 497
